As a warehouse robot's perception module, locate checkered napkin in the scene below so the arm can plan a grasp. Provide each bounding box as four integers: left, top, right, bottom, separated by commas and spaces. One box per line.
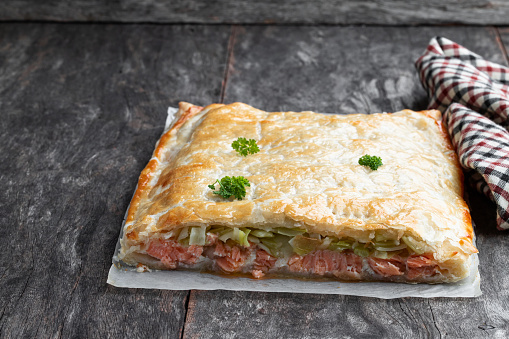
415, 37, 509, 230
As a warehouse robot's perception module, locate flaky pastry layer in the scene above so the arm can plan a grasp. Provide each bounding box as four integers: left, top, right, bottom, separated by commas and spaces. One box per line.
119, 102, 477, 282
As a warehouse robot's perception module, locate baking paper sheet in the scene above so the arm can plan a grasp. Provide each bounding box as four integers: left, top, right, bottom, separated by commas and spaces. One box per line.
107, 106, 482, 299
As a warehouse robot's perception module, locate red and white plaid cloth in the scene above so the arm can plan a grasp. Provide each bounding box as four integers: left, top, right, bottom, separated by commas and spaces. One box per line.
416, 37, 509, 230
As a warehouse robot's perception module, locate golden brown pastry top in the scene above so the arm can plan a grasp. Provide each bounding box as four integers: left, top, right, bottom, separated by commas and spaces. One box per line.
122, 102, 476, 262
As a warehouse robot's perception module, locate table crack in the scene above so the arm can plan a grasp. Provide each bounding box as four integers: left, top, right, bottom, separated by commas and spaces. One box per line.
398, 299, 430, 337
494, 27, 509, 66
427, 300, 443, 339
180, 290, 192, 339
220, 25, 238, 103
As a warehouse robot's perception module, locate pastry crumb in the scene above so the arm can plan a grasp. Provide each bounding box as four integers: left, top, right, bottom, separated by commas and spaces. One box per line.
136, 263, 151, 272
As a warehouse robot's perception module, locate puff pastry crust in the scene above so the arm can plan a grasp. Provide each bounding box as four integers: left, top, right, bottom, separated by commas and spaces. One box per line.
119, 102, 477, 283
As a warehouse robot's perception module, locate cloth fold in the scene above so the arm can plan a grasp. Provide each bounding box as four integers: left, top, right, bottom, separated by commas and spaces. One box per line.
416, 37, 509, 230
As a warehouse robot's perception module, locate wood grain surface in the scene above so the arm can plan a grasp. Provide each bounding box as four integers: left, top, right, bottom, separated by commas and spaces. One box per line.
223, 26, 506, 113
1, 0, 509, 25
0, 23, 230, 338
1, 22, 509, 339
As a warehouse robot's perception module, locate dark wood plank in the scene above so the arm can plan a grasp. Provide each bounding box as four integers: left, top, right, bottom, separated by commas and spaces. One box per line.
1, 0, 509, 25
183, 26, 509, 339
225, 26, 507, 113
0, 23, 230, 338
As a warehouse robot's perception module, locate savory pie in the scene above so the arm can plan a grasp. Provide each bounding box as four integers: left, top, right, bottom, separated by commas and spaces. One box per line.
118, 102, 477, 283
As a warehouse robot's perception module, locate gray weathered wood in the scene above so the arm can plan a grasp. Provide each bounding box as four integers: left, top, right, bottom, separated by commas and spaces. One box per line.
0, 23, 230, 338
3, 22, 509, 339
224, 26, 506, 113
182, 26, 509, 339
1, 0, 509, 25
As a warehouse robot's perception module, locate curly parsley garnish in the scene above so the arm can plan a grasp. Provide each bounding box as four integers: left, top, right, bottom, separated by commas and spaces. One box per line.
208, 176, 251, 200
358, 154, 383, 171
232, 137, 260, 157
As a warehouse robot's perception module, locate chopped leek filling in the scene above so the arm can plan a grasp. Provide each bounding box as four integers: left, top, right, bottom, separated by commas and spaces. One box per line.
173, 226, 425, 258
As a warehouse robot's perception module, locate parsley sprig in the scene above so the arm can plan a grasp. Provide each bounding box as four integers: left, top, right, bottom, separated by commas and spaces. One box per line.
208, 176, 251, 200
358, 154, 383, 171
232, 137, 260, 157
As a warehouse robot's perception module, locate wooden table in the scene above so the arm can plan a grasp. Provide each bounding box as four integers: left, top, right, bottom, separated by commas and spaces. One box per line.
2, 22, 509, 338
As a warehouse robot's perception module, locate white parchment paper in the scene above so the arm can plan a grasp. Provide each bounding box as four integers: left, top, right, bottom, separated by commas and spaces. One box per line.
107, 106, 482, 299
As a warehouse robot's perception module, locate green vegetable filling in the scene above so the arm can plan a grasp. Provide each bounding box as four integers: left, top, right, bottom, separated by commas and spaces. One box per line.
177, 226, 425, 258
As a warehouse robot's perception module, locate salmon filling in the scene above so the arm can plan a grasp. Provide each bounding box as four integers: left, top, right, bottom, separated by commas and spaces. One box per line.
145, 235, 440, 281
